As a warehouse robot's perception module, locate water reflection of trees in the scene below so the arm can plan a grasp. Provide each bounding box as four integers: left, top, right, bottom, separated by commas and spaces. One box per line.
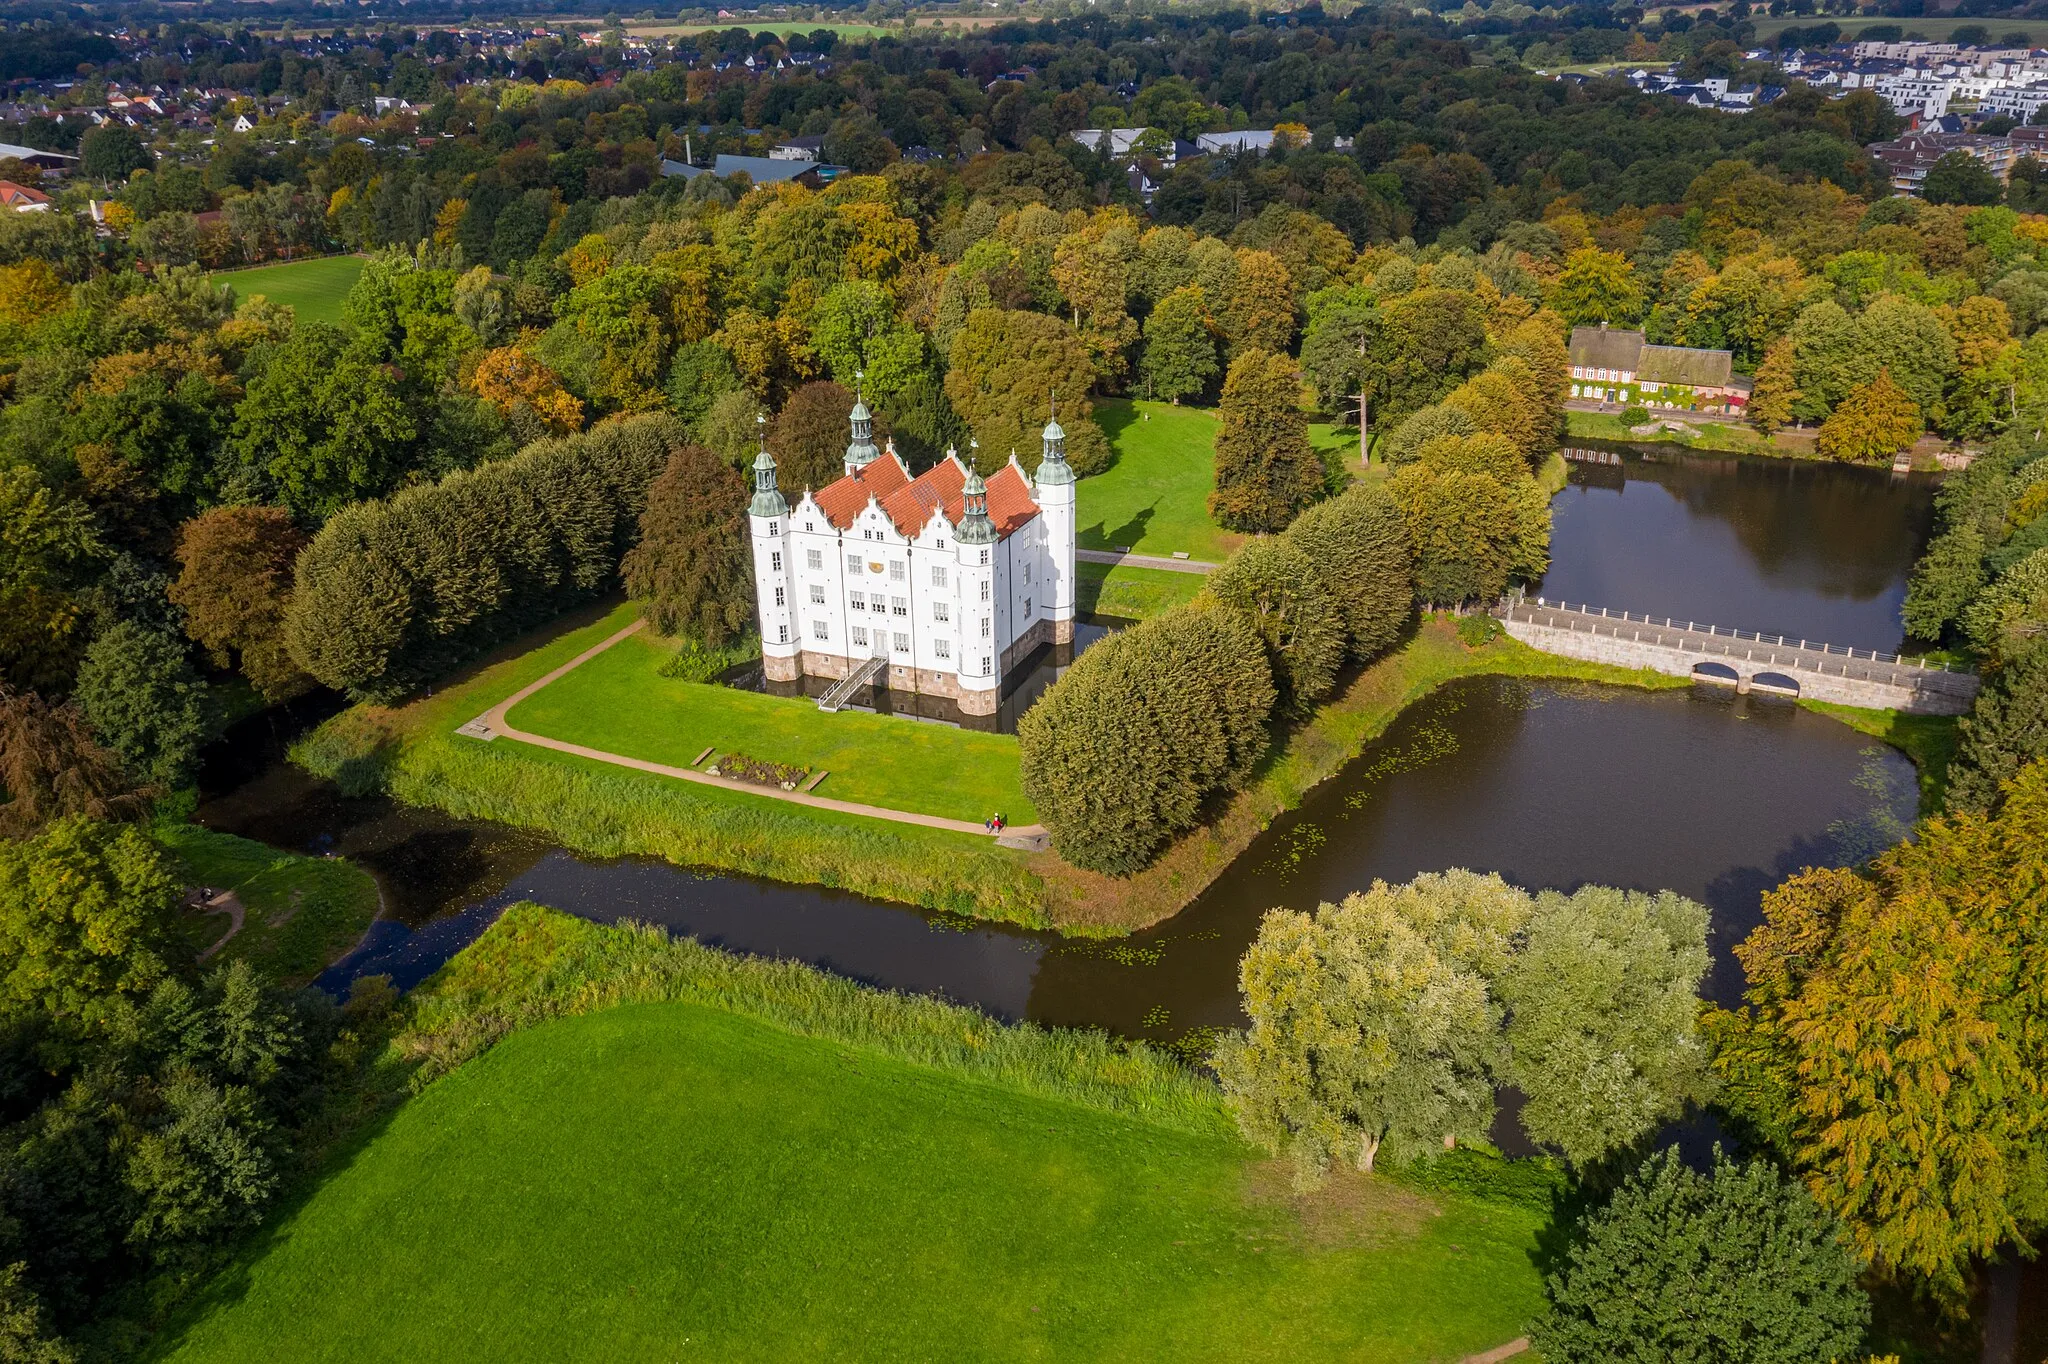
1599, 451, 1933, 600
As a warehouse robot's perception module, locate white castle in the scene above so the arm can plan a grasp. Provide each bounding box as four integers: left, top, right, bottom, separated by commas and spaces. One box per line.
747, 390, 1077, 717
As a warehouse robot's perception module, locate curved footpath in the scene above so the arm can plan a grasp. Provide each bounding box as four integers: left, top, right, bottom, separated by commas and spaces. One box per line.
466, 617, 1049, 847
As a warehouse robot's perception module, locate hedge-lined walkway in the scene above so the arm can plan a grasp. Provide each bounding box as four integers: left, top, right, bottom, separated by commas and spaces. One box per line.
467, 617, 1048, 845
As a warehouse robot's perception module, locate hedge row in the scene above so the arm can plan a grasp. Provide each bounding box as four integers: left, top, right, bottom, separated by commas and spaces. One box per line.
284, 415, 678, 701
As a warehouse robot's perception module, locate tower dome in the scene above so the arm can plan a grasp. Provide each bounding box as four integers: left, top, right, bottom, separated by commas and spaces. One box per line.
1036, 406, 1075, 486
749, 418, 787, 518
844, 378, 879, 474
957, 467, 998, 545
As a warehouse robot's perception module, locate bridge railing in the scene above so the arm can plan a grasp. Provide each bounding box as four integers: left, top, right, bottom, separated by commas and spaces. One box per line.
1513, 597, 1964, 674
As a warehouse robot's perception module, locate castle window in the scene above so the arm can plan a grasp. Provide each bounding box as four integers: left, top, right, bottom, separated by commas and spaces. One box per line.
1023, 598, 1031, 619
893, 632, 909, 653
1022, 562, 1031, 584
891, 596, 907, 617
805, 521, 815, 532
980, 550, 990, 565
850, 593, 865, 611
979, 580, 990, 602
932, 566, 948, 588
933, 602, 950, 622
980, 617, 992, 638
778, 624, 788, 644
768, 521, 778, 536
809, 585, 824, 605
847, 554, 861, 574
935, 639, 951, 659
889, 560, 905, 582
774, 587, 785, 607
770, 551, 782, 573
851, 626, 869, 647
806, 548, 822, 570
811, 619, 828, 640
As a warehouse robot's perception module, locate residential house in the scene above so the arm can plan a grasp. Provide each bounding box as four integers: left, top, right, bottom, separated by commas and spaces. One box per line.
0, 181, 51, 212
1567, 324, 1750, 414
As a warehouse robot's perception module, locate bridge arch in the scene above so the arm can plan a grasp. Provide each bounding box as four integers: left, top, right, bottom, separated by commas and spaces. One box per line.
1690, 661, 1740, 688
1749, 671, 1801, 699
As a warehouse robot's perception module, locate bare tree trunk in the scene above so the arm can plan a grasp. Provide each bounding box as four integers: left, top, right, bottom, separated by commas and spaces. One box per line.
1357, 1131, 1380, 1172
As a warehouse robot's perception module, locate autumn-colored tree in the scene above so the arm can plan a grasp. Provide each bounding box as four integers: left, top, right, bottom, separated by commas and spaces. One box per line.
1707, 760, 2048, 1293
1214, 247, 1296, 356
467, 347, 585, 436
1747, 337, 1801, 437
1210, 349, 1323, 533
1443, 358, 1548, 462
620, 443, 754, 646
0, 688, 146, 839
1050, 209, 1141, 386
771, 380, 884, 494
1390, 462, 1550, 606
1551, 247, 1645, 327
1816, 369, 1920, 464
0, 260, 68, 327
169, 506, 313, 702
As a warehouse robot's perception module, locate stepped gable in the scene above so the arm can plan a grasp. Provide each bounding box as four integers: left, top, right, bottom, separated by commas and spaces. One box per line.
810, 452, 910, 529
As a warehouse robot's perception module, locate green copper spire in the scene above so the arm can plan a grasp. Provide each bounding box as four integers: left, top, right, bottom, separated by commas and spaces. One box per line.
1035, 394, 1074, 486
844, 372, 879, 472
956, 466, 997, 545
749, 415, 787, 518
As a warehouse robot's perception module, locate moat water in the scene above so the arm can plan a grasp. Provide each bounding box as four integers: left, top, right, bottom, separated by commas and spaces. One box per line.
194, 443, 1935, 1047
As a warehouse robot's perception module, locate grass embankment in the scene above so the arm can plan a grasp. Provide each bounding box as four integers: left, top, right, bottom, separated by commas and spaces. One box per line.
506, 626, 1036, 825
1565, 409, 1790, 456
160, 905, 1549, 1364
152, 822, 380, 984
293, 601, 1050, 927
1032, 616, 1692, 933
204, 255, 366, 326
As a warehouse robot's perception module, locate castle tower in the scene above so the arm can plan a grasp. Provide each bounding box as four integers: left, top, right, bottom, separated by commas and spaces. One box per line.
748, 417, 800, 683
843, 376, 880, 477
1034, 402, 1077, 646
955, 466, 1000, 717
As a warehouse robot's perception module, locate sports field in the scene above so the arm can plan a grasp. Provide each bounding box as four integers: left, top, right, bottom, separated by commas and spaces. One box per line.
206, 255, 365, 325
159, 992, 1547, 1363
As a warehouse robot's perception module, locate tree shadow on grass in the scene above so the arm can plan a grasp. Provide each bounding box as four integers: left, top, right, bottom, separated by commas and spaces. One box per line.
1094, 399, 1142, 472
1080, 503, 1157, 553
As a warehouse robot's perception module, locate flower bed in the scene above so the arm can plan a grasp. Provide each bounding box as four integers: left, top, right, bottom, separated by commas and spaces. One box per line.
705, 752, 810, 791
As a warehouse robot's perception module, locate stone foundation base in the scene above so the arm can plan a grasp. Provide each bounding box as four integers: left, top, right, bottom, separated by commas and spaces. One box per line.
1051, 616, 1074, 645
762, 650, 801, 683
957, 685, 998, 716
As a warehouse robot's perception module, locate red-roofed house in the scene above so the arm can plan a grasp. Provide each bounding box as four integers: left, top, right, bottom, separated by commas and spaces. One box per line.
0, 181, 51, 213
747, 392, 1077, 717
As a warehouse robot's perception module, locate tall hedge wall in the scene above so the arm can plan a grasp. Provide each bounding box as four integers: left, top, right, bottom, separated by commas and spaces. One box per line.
285, 415, 679, 701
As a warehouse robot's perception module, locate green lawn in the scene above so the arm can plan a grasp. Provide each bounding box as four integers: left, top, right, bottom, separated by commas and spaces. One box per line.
152, 822, 380, 984
1086, 399, 1241, 563
160, 998, 1546, 1363
206, 255, 365, 326
1565, 409, 1782, 456
504, 624, 1036, 825
1077, 560, 1207, 620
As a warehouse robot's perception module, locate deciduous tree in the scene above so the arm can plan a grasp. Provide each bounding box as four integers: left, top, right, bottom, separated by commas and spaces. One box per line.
1815, 369, 1919, 465
0, 688, 145, 839
1390, 463, 1550, 606
1205, 538, 1348, 712
74, 623, 217, 789
1280, 483, 1413, 661
1747, 337, 1801, 436
1138, 285, 1217, 403
169, 507, 311, 702
1551, 247, 1644, 327
0, 817, 181, 1025
943, 308, 1108, 475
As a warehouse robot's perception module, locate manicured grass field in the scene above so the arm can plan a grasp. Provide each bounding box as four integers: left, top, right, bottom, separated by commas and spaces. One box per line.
160, 998, 1546, 1363
206, 255, 365, 326
1086, 399, 1240, 562
152, 822, 380, 984
1077, 560, 1207, 619
503, 622, 1036, 825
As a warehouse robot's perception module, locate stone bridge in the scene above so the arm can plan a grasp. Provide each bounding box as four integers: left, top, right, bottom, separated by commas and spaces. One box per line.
1496, 599, 1979, 716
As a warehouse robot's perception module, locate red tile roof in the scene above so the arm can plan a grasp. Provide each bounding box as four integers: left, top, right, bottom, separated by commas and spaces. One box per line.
0, 180, 51, 209
811, 454, 1040, 541
809, 453, 909, 529
985, 464, 1040, 538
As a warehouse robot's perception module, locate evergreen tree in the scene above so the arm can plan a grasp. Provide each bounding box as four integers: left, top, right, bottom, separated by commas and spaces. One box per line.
1205, 538, 1348, 711
1280, 483, 1413, 661
1946, 648, 2048, 813
73, 623, 216, 790
1215, 871, 1531, 1181
620, 443, 754, 647
1210, 350, 1323, 533
1499, 886, 1713, 1166
1533, 1148, 1868, 1364
1137, 285, 1217, 403
1901, 522, 1987, 641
